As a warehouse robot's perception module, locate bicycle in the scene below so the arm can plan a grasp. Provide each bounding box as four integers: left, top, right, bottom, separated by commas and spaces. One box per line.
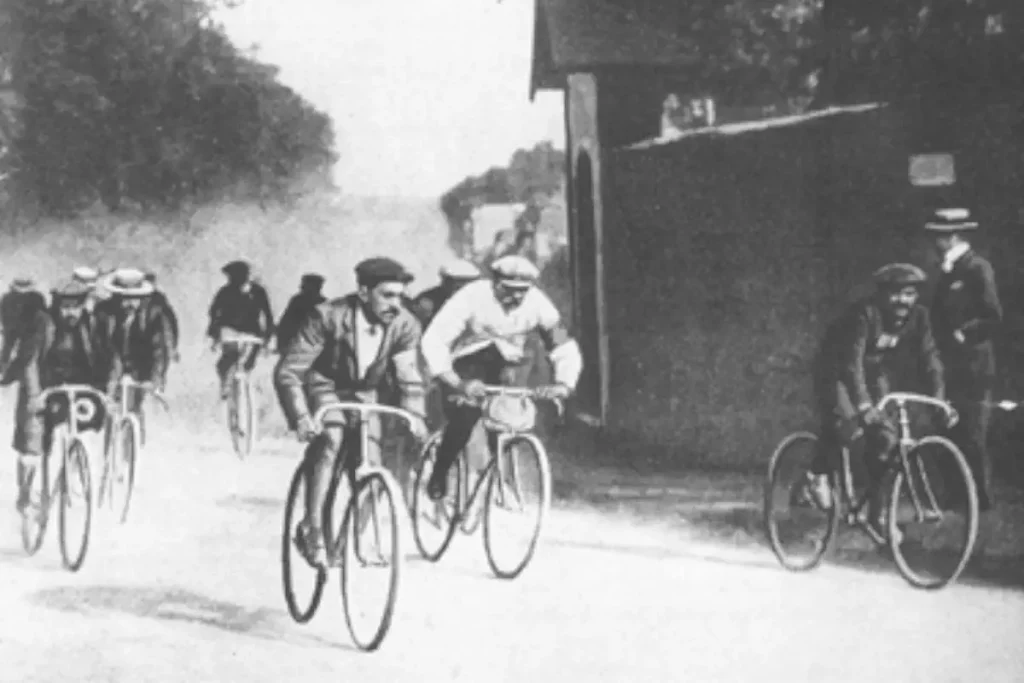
219, 330, 264, 459
100, 375, 169, 524
411, 385, 560, 580
21, 384, 110, 572
765, 392, 978, 590
281, 401, 417, 652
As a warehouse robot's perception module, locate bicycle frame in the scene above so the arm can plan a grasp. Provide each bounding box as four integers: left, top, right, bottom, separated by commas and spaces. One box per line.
836, 392, 958, 533
449, 386, 561, 525
311, 402, 421, 560
31, 385, 111, 503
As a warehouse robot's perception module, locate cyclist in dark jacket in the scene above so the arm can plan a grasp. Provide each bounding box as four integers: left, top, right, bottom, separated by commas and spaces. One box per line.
276, 273, 326, 354
207, 260, 275, 399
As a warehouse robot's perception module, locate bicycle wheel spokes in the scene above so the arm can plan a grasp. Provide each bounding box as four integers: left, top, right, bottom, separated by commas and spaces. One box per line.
228, 376, 254, 459
19, 454, 49, 556
483, 434, 550, 580
764, 432, 840, 571
112, 418, 138, 524
341, 471, 401, 652
888, 436, 979, 590
281, 465, 326, 623
411, 438, 461, 561
59, 439, 93, 572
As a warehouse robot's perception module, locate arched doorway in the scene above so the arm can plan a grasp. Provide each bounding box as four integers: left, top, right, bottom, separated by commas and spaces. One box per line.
573, 149, 603, 421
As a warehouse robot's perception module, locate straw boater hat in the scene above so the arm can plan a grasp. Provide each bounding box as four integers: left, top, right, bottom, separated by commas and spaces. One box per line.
72, 266, 99, 287
101, 267, 155, 298
924, 208, 978, 233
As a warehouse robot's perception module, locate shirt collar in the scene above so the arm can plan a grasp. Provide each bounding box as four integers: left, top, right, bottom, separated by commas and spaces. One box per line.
942, 242, 970, 273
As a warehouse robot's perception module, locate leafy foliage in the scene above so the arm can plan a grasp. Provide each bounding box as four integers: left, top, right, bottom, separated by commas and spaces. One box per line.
7, 0, 337, 216
439, 141, 564, 224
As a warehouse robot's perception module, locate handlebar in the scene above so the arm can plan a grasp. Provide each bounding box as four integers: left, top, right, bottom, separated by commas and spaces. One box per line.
309, 402, 423, 433
218, 331, 265, 348
37, 384, 111, 407
452, 384, 566, 417
876, 392, 958, 428
118, 376, 170, 411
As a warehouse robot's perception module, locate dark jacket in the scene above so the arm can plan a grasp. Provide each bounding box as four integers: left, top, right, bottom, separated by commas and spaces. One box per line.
276, 292, 325, 354
1, 309, 106, 454
817, 298, 945, 410
207, 283, 275, 342
150, 289, 180, 352
274, 294, 426, 428
930, 249, 1002, 384
94, 297, 173, 390
0, 289, 48, 370
410, 285, 452, 327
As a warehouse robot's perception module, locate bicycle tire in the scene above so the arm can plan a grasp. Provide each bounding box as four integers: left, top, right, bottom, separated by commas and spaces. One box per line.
229, 375, 255, 459
20, 437, 54, 556
483, 433, 551, 580
341, 469, 402, 652
411, 434, 461, 562
764, 431, 841, 572
59, 438, 92, 573
115, 416, 139, 524
281, 463, 327, 623
888, 435, 979, 590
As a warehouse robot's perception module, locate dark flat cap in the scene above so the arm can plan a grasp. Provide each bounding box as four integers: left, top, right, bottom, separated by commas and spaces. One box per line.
222, 260, 251, 276
301, 273, 325, 288
873, 262, 927, 288
355, 257, 413, 287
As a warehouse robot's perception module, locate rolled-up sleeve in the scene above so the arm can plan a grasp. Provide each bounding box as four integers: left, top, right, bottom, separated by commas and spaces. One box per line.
420, 288, 470, 378
274, 307, 328, 428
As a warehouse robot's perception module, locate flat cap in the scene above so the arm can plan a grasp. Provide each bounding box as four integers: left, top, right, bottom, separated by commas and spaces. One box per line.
51, 278, 93, 301
873, 262, 927, 288
355, 257, 413, 286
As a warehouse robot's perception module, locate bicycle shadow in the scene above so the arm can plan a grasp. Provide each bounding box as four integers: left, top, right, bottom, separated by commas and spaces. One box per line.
681, 501, 1024, 591
30, 584, 353, 651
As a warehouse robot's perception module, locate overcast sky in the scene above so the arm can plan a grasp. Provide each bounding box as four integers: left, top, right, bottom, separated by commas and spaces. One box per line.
218, 0, 565, 198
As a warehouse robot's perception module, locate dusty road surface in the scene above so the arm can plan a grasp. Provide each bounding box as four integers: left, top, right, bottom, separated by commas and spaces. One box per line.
1, 417, 1022, 683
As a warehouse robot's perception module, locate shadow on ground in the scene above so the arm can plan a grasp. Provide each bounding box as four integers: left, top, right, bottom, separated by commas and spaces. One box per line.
30, 584, 349, 650
550, 459, 1024, 592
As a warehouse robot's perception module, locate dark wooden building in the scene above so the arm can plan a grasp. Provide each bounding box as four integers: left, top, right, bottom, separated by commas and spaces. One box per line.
531, 0, 1024, 466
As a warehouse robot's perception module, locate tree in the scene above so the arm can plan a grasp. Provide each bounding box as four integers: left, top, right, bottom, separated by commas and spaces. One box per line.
7, 0, 337, 217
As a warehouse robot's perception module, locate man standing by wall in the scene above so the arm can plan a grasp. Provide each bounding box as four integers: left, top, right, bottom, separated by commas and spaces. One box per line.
926, 208, 1003, 510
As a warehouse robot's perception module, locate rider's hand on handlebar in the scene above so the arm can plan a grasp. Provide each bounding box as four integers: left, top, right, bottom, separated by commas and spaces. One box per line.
859, 406, 884, 427
407, 415, 429, 442
460, 379, 487, 401
295, 415, 318, 443
536, 384, 570, 401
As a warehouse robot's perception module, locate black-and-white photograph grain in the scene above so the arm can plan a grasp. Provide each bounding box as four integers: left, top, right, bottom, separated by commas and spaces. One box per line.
0, 1, 1022, 681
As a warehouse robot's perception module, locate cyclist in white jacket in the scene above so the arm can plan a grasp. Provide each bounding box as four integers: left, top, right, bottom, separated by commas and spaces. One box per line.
419, 255, 583, 500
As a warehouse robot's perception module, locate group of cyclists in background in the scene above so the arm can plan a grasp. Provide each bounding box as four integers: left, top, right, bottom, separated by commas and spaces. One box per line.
0, 205, 1003, 576
0, 250, 584, 573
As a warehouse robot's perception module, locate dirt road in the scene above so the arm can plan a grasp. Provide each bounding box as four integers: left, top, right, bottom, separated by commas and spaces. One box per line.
1, 420, 1022, 683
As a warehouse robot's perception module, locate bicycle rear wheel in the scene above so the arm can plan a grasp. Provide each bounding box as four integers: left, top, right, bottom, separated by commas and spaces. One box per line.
281, 464, 326, 623
483, 433, 550, 580
764, 431, 840, 571
341, 470, 402, 652
112, 416, 139, 524
411, 433, 462, 562
888, 435, 979, 590
59, 438, 93, 572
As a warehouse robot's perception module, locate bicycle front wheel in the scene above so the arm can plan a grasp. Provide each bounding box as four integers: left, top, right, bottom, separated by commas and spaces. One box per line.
411, 433, 462, 562
483, 433, 551, 580
888, 435, 979, 590
229, 376, 257, 459
59, 438, 93, 572
112, 416, 139, 524
281, 463, 326, 623
20, 447, 52, 556
341, 469, 402, 652
764, 431, 840, 571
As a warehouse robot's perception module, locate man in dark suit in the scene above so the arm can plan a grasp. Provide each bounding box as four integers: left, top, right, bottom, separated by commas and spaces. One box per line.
0, 278, 47, 376
804, 263, 945, 536
276, 273, 326, 354
926, 208, 1003, 510
274, 257, 428, 567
